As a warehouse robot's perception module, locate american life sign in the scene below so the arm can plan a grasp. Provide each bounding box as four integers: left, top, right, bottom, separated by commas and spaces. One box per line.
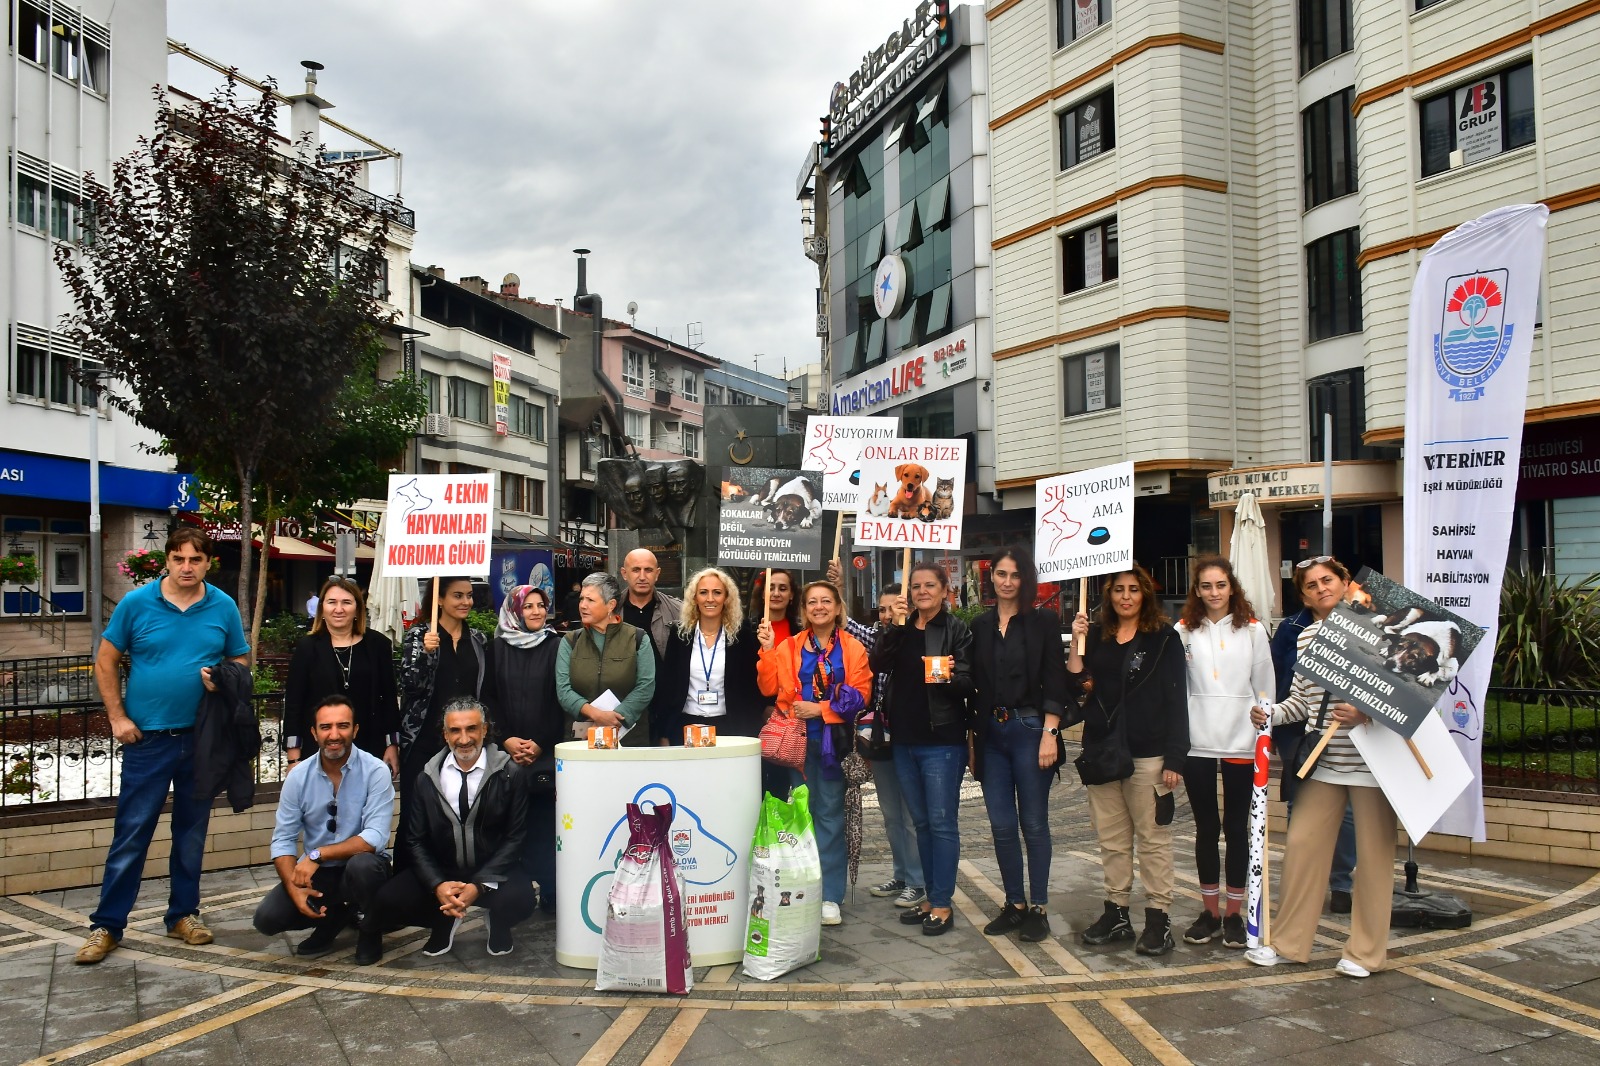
1033, 461, 1133, 582
382, 472, 494, 576
802, 415, 898, 509
1402, 203, 1548, 840
853, 438, 967, 548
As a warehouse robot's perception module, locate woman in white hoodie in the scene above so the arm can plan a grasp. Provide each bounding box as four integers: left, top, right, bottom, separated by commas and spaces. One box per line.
1175, 556, 1274, 948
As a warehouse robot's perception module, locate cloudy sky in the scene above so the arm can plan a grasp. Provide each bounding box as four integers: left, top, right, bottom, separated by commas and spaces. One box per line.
167, 0, 919, 375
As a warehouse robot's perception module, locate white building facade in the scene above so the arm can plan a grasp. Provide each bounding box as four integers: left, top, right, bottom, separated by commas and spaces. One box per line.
986, 0, 1600, 613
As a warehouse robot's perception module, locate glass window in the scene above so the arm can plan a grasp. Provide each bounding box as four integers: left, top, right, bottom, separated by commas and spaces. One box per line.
704, 381, 723, 405
421, 371, 441, 413
449, 378, 489, 423
1307, 368, 1382, 460
16, 174, 48, 232
50, 20, 79, 81
51, 188, 77, 241
1306, 228, 1363, 341
50, 353, 80, 405
622, 349, 646, 389
893, 303, 919, 351
1418, 62, 1535, 178
925, 283, 952, 338
1059, 88, 1115, 170
624, 409, 646, 448
1299, 0, 1352, 75
15, 3, 48, 64
681, 371, 698, 403
864, 319, 886, 367
1063, 345, 1121, 417
13, 342, 48, 399
892, 200, 921, 252
1303, 87, 1357, 209
860, 222, 885, 270
1057, 0, 1111, 49
920, 176, 950, 230
1063, 217, 1118, 294
81, 35, 108, 93
682, 425, 701, 460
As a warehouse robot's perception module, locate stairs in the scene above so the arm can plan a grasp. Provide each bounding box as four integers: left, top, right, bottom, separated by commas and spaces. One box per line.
0, 619, 97, 659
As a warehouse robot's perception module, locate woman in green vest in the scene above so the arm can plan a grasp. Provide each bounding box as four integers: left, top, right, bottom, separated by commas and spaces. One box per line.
556, 572, 656, 746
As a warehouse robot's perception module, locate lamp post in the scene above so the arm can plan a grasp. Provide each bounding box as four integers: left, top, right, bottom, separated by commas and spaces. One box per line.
85, 365, 104, 656
1309, 373, 1351, 557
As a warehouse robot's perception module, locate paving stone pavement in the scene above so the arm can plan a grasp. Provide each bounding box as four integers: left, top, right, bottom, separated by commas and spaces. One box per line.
4, 771, 1600, 1065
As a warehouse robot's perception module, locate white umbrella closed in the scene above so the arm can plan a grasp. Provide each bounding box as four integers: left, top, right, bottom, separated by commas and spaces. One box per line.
1230, 492, 1278, 625
366, 509, 419, 644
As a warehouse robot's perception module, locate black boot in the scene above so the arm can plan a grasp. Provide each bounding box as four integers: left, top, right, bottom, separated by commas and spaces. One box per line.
1080, 901, 1134, 945
354, 929, 383, 966
1135, 908, 1174, 956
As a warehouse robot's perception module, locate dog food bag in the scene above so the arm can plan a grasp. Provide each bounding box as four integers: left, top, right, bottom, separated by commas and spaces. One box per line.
742, 785, 823, 982
596, 803, 694, 995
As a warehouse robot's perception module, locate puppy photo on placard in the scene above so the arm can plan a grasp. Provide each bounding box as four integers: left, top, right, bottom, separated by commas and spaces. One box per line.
888, 462, 930, 519
756, 474, 823, 530
1384, 619, 1463, 688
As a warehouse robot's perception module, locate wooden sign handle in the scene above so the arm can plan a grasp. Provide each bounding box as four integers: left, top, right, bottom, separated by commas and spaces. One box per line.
1076, 576, 1088, 656
1296, 720, 1341, 779
1405, 737, 1435, 780
429, 575, 440, 632
898, 547, 912, 624
832, 512, 847, 565
763, 566, 772, 623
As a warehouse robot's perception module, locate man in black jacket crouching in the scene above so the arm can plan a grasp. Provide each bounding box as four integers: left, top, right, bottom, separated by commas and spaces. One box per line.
365, 698, 534, 963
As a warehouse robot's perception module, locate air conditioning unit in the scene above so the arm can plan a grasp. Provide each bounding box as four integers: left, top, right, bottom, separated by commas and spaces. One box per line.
815, 314, 829, 337
423, 413, 451, 436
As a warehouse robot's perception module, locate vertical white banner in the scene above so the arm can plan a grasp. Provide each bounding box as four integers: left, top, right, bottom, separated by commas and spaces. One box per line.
492, 352, 512, 436
1403, 203, 1548, 841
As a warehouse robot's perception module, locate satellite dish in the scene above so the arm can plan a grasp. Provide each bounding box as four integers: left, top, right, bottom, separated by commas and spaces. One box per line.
626, 301, 639, 316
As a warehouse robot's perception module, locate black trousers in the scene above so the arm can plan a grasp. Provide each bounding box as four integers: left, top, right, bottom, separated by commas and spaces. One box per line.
525, 792, 557, 910
1182, 756, 1254, 889
252, 852, 391, 935
372, 866, 536, 934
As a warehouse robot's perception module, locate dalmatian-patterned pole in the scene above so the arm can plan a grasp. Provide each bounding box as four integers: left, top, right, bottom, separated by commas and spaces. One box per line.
1246, 695, 1273, 949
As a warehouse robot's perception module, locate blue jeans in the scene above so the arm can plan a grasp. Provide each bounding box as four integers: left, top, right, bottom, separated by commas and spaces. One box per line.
90, 731, 212, 937
981, 715, 1055, 905
893, 744, 966, 910
792, 736, 848, 904
870, 756, 924, 889
1331, 804, 1357, 893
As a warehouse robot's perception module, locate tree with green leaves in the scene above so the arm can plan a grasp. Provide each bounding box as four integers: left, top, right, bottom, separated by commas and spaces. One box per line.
55, 79, 399, 621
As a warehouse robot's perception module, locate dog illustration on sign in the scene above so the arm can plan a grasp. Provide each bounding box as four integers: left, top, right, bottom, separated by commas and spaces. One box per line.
1039, 493, 1083, 553
393, 478, 434, 518
805, 427, 850, 476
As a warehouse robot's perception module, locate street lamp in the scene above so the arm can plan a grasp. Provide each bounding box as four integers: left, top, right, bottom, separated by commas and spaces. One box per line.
1308, 373, 1352, 557
83, 361, 106, 656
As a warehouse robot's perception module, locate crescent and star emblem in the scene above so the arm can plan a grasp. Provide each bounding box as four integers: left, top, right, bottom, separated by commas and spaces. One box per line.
728, 429, 755, 466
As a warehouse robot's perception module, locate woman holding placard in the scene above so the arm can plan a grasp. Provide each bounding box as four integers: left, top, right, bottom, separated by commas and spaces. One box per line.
1067, 565, 1187, 956
660, 567, 766, 740
757, 580, 872, 927
1246, 556, 1395, 977
970, 547, 1073, 943
1174, 556, 1274, 949
871, 564, 974, 936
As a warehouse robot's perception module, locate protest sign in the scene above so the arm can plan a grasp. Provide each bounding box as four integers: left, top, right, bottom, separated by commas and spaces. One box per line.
381, 472, 494, 577
802, 416, 898, 509
1349, 712, 1474, 842
1033, 461, 1134, 581
715, 468, 825, 568
851, 438, 967, 549
1292, 567, 1485, 740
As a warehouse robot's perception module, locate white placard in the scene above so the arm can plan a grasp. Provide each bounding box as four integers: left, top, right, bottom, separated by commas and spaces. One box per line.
853, 437, 967, 549
1347, 712, 1474, 843
554, 739, 761, 968
802, 416, 899, 509
1454, 78, 1503, 166
380, 472, 494, 577
1033, 461, 1134, 582
1075, 0, 1100, 38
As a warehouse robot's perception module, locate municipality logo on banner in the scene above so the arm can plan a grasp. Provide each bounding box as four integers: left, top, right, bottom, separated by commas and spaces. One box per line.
1434, 271, 1514, 402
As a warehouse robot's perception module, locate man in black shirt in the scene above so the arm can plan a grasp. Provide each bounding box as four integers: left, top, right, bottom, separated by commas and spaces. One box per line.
620, 549, 682, 743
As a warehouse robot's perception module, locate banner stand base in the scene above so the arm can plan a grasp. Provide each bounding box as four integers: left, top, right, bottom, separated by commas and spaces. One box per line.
1390, 848, 1472, 930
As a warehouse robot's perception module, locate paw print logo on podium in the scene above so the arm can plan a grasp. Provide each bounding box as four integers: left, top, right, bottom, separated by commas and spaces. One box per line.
561, 813, 574, 831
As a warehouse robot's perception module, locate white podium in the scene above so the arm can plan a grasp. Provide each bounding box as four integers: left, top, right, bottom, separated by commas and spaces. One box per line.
553, 736, 762, 969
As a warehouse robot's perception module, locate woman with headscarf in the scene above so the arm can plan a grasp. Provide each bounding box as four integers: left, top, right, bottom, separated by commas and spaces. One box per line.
284, 576, 400, 780
485, 584, 563, 912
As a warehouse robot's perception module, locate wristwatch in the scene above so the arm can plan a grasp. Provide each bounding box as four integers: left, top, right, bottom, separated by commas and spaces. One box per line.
1046, 727, 1061, 737
306, 848, 322, 863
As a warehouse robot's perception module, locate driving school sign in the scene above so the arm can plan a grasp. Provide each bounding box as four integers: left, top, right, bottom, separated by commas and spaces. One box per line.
1033, 461, 1133, 581
381, 472, 494, 576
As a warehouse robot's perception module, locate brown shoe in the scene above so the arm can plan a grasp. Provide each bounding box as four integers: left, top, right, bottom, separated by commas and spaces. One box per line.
167, 914, 213, 946
75, 928, 119, 964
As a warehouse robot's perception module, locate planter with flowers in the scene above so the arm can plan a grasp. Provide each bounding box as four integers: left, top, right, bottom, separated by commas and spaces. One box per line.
118, 549, 167, 586
0, 553, 40, 586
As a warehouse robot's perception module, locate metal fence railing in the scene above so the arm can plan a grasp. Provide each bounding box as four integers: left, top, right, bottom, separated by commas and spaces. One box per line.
0, 693, 287, 808
0, 655, 98, 707
1481, 687, 1600, 794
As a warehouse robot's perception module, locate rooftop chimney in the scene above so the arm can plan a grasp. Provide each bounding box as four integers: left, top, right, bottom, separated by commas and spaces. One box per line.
427, 264, 446, 278
286, 60, 332, 162
458, 275, 489, 295
501, 272, 521, 298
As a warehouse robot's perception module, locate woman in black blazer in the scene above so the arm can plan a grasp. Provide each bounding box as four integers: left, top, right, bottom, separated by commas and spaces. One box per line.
657, 566, 767, 742
284, 577, 400, 778
970, 546, 1073, 943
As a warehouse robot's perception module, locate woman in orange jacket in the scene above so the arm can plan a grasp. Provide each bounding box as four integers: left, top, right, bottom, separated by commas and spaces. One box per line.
757, 579, 872, 926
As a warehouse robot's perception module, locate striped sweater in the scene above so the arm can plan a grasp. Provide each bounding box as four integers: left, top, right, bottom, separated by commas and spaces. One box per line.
1270, 621, 1378, 788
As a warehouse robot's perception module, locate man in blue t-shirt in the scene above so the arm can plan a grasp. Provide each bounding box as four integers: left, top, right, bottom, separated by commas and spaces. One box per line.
75, 527, 250, 965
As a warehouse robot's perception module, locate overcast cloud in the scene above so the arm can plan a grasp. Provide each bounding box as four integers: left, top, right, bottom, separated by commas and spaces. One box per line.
167, 0, 920, 375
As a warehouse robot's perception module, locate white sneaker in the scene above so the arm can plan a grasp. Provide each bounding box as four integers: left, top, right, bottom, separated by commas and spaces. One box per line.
1335, 958, 1371, 979
1245, 945, 1282, 967
821, 902, 842, 926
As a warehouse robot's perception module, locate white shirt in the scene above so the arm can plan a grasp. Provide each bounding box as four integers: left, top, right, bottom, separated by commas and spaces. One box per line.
683, 626, 728, 718
440, 748, 488, 818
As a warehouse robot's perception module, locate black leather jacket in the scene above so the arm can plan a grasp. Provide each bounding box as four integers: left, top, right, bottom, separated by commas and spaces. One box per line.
869, 608, 975, 730
406, 744, 527, 889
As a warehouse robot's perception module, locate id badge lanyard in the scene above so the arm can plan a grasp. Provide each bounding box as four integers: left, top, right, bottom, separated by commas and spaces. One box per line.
697, 628, 722, 706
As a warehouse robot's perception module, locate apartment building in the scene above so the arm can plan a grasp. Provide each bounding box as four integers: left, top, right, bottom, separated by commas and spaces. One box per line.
985, 0, 1600, 611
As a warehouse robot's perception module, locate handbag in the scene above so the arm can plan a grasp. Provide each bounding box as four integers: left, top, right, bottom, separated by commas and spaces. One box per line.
1281, 693, 1332, 782
1073, 707, 1134, 785
760, 711, 808, 771
523, 752, 557, 796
